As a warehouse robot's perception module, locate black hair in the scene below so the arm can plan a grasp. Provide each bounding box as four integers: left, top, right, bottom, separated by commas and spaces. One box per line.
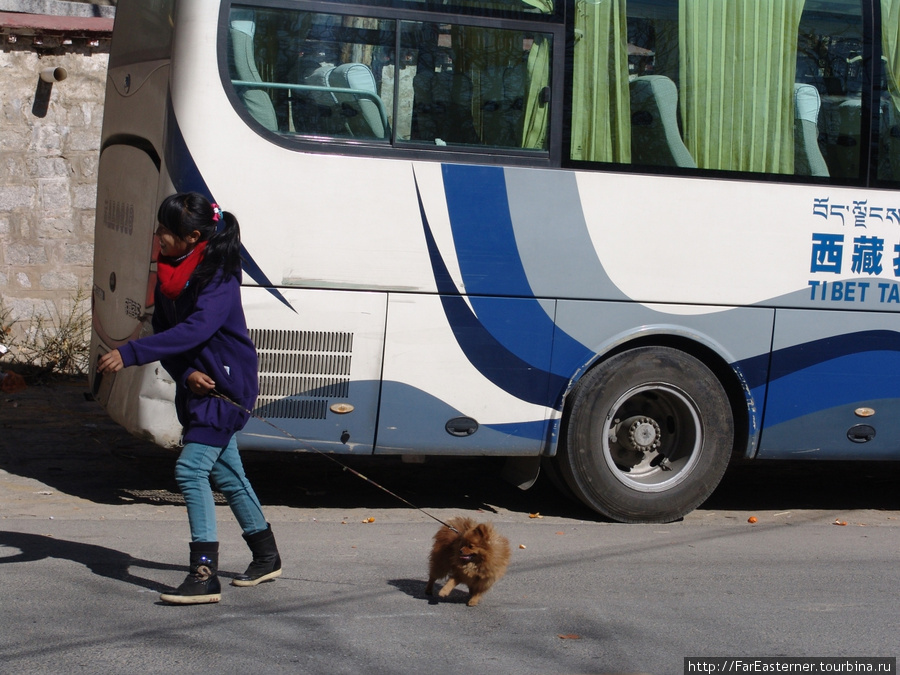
156, 192, 242, 293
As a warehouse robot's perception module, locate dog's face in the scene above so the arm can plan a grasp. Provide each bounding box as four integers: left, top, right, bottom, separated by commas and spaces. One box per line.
456, 525, 491, 566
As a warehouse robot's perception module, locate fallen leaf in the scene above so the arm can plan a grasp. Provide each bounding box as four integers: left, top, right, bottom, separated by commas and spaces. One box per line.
834, 519, 847, 526
519, 544, 526, 549
558, 634, 581, 640
747, 516, 758, 524
529, 513, 543, 519
362, 517, 375, 523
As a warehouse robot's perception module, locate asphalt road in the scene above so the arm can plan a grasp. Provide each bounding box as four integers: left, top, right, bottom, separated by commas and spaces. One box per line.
1, 377, 899, 674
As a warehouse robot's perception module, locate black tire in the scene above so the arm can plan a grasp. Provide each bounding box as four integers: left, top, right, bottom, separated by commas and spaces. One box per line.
557, 346, 733, 523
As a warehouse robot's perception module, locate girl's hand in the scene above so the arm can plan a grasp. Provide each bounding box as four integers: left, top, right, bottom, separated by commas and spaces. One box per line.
97, 349, 124, 374
187, 370, 216, 396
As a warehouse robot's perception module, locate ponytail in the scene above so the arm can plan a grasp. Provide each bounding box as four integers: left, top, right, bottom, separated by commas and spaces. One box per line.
198, 208, 242, 288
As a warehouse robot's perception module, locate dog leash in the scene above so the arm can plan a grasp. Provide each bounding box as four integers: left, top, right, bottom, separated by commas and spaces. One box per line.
210, 389, 458, 532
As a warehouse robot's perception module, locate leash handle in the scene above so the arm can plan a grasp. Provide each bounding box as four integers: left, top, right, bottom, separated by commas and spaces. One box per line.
210, 390, 458, 532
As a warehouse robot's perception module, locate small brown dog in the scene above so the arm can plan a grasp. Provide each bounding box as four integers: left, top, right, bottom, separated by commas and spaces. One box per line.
425, 516, 511, 607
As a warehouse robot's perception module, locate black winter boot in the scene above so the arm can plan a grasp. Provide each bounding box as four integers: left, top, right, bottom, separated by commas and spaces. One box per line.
232, 524, 282, 587
159, 542, 221, 604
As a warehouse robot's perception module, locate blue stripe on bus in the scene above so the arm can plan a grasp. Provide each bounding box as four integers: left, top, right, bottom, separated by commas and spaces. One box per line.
483, 419, 549, 440
441, 165, 593, 382
442, 164, 533, 297
417, 175, 564, 408
164, 98, 294, 311
761, 331, 900, 428
736, 330, 900, 429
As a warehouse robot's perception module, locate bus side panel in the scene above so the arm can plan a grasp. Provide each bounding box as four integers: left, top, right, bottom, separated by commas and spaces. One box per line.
758, 310, 900, 459
552, 300, 775, 456
90, 61, 179, 446
375, 294, 554, 455
237, 287, 387, 454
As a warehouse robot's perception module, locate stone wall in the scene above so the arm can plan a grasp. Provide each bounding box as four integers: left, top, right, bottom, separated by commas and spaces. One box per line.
0, 7, 111, 347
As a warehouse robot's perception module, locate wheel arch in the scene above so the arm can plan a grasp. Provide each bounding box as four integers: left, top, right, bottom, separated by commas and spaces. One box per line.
556, 329, 755, 465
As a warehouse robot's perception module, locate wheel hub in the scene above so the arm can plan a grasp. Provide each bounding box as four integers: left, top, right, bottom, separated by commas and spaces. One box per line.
621, 416, 661, 452
601, 382, 705, 492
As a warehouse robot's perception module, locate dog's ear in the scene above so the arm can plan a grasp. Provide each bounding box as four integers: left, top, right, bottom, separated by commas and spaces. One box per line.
473, 524, 491, 540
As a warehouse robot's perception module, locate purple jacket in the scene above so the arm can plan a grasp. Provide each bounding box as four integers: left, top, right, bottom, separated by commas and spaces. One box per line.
118, 271, 259, 446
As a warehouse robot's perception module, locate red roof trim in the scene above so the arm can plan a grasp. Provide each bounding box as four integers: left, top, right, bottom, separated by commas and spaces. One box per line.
0, 12, 114, 35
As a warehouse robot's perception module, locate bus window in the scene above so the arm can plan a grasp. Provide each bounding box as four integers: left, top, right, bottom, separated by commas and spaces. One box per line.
399, 21, 551, 150
570, 0, 865, 181
797, 0, 865, 180
228, 7, 395, 139
878, 0, 900, 182
225, 5, 552, 152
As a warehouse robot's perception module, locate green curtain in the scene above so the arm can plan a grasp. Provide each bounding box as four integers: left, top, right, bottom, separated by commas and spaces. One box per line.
883, 0, 900, 126
570, 0, 631, 162
679, 0, 805, 173
519, 0, 553, 149
522, 36, 551, 149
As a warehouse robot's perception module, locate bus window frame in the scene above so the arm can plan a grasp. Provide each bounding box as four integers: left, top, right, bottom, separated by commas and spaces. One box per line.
311, 0, 564, 22
869, 0, 900, 189
218, 0, 565, 167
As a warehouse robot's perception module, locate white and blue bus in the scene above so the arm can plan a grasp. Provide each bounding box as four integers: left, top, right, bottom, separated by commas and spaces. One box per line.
90, 0, 900, 522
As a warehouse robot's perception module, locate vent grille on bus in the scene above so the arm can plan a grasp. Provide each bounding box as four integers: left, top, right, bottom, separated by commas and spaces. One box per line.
250, 329, 353, 420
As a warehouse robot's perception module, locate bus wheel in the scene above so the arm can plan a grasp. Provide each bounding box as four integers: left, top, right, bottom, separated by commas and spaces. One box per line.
558, 346, 733, 523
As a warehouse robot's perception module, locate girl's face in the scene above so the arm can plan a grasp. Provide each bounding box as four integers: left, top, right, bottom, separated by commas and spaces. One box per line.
155, 224, 198, 258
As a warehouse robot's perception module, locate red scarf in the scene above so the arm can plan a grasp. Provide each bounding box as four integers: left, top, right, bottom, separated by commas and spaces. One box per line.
157, 241, 207, 300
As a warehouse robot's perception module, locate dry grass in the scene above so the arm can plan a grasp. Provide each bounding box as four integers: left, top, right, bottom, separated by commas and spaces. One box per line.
0, 288, 91, 376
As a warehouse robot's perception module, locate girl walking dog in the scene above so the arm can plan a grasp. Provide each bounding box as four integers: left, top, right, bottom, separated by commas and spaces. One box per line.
98, 192, 281, 604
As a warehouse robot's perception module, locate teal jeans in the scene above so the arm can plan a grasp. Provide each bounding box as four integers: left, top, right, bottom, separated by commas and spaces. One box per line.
174, 436, 268, 542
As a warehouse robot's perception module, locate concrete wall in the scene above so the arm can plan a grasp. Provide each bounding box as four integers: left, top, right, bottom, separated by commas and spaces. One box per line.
0, 8, 111, 345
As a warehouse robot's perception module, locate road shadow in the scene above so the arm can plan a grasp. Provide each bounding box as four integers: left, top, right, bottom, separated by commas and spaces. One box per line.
388, 578, 428, 599
705, 459, 900, 512
2, 379, 899, 518
388, 578, 472, 605
0, 377, 181, 504
0, 377, 590, 518
0, 530, 182, 593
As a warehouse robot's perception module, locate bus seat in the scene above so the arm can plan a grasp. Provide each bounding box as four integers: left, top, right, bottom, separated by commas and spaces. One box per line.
501, 61, 526, 146
793, 83, 829, 177
229, 23, 278, 132
831, 98, 862, 178
303, 65, 340, 135
305, 63, 387, 139
412, 54, 479, 145
629, 75, 696, 168
479, 65, 506, 146
328, 63, 387, 139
